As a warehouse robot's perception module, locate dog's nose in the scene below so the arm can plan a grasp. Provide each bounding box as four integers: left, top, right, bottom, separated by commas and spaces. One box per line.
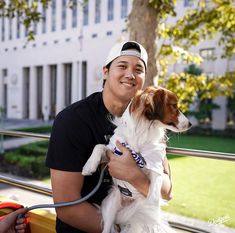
188, 122, 192, 128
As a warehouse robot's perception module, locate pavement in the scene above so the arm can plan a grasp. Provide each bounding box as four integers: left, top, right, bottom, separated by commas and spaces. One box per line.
0, 118, 235, 233
2, 118, 53, 130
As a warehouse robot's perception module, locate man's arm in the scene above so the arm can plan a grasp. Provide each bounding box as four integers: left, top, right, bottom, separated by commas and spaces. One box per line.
106, 141, 150, 197
106, 141, 172, 199
50, 169, 103, 233
161, 157, 173, 200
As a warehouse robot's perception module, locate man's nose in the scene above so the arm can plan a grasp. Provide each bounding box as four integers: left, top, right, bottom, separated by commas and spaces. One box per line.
125, 72, 135, 80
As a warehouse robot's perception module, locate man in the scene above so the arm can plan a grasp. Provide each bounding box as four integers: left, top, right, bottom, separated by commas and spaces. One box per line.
46, 41, 172, 233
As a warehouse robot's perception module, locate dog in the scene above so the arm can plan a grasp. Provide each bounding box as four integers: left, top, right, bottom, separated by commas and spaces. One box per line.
82, 86, 191, 233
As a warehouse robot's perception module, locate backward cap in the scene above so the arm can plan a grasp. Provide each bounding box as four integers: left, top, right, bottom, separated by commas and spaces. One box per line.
105, 41, 148, 69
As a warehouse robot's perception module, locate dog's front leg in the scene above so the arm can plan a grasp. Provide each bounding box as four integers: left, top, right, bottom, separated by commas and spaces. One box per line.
82, 144, 107, 175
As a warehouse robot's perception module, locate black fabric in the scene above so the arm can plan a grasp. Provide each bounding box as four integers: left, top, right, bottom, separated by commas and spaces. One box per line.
46, 92, 115, 233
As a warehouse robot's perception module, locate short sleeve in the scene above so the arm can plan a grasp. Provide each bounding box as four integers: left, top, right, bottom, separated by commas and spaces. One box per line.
45, 110, 93, 172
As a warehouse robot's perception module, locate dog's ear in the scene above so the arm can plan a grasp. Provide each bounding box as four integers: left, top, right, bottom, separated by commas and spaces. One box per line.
129, 90, 143, 114
144, 88, 165, 120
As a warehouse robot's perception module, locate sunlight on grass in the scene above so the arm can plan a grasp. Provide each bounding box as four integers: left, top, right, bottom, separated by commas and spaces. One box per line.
167, 134, 235, 153
163, 156, 235, 228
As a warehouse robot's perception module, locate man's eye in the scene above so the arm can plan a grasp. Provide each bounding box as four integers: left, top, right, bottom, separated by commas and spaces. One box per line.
136, 69, 144, 74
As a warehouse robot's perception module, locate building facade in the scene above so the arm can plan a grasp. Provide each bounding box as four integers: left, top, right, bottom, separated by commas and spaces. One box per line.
0, 0, 130, 121
0, 0, 234, 129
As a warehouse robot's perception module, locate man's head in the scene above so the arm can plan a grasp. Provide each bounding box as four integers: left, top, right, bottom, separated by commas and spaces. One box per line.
102, 41, 148, 106
103, 41, 148, 88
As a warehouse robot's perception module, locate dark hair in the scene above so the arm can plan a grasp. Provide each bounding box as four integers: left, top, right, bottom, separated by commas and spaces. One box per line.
122, 41, 141, 53
103, 62, 112, 87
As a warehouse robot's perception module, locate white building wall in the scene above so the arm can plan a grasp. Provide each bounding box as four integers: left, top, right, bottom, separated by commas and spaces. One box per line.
0, 0, 233, 130
0, 0, 130, 120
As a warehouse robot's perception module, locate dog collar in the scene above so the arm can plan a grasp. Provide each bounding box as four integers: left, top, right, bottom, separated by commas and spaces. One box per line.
113, 142, 146, 168
118, 185, 132, 197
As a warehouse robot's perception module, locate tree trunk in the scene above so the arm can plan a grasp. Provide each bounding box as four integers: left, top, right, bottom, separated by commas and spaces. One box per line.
128, 0, 160, 87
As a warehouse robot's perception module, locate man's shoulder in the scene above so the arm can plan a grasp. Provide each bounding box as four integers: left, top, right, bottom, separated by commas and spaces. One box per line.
56, 92, 102, 121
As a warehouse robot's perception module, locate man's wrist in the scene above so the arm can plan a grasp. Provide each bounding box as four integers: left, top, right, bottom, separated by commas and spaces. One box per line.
129, 168, 150, 197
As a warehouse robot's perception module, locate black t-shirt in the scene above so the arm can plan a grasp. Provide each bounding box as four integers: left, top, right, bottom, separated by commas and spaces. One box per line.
46, 92, 115, 233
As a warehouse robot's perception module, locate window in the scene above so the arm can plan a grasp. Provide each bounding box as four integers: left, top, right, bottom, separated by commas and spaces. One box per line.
81, 61, 87, 98
95, 0, 101, 23
42, 6, 47, 33
51, 0, 56, 31
50, 65, 57, 119
16, 13, 20, 38
92, 33, 97, 38
8, 18, 12, 40
184, 0, 194, 7
64, 63, 72, 107
107, 0, 114, 21
121, 0, 128, 18
24, 27, 28, 37
83, 2, 89, 26
33, 22, 37, 35
106, 31, 112, 36
72, 0, 78, 28
61, 0, 67, 30
1, 16, 5, 41
200, 48, 216, 61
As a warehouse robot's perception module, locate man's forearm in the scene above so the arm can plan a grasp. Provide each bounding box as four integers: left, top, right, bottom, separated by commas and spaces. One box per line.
161, 173, 172, 200
56, 202, 103, 233
129, 168, 150, 197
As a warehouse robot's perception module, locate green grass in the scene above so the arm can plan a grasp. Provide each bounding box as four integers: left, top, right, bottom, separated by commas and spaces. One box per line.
162, 134, 235, 228
167, 133, 235, 153
15, 125, 52, 134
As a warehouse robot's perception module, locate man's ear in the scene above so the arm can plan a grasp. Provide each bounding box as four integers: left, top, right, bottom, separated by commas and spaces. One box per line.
103, 66, 108, 81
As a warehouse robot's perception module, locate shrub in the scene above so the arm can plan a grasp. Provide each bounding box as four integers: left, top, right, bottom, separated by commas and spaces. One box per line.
3, 141, 50, 179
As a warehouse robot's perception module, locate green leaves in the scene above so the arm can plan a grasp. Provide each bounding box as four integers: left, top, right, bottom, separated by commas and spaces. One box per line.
163, 0, 235, 58
0, 0, 51, 41
159, 70, 235, 113
148, 0, 177, 18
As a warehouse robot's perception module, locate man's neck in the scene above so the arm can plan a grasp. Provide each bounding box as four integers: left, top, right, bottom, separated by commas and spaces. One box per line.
102, 91, 129, 117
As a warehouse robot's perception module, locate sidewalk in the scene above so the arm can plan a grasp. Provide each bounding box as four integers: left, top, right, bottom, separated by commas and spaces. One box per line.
2, 118, 53, 130
0, 118, 52, 151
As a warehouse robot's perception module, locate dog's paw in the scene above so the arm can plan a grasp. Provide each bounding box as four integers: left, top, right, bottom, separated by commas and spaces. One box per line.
82, 160, 99, 176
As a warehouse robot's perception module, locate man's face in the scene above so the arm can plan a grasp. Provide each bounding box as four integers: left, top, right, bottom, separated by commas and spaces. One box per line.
103, 54, 146, 102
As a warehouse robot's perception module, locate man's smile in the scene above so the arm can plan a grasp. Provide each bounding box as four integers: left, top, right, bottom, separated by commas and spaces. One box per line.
120, 81, 136, 87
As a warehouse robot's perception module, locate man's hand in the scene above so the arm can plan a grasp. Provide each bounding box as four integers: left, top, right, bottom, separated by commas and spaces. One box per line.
106, 141, 150, 197
0, 208, 28, 233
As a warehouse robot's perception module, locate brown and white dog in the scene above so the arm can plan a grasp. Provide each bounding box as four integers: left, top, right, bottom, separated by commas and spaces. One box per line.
82, 86, 191, 233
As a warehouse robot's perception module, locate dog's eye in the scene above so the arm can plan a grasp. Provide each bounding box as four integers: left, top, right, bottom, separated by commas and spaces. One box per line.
172, 104, 177, 109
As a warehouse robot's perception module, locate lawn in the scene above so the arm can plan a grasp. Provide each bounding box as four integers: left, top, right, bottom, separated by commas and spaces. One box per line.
167, 133, 235, 153
163, 134, 235, 228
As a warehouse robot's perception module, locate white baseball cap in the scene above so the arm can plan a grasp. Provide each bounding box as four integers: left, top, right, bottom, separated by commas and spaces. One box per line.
105, 41, 148, 69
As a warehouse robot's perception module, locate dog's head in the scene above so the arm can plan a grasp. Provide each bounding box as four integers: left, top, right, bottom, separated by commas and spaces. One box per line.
130, 86, 192, 132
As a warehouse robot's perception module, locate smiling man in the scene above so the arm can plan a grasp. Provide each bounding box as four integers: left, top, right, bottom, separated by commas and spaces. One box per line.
46, 41, 172, 233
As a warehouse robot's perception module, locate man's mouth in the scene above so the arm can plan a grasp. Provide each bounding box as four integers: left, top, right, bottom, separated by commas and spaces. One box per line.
120, 81, 136, 87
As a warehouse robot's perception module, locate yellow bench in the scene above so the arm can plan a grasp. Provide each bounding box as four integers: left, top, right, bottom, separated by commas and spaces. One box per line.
0, 196, 56, 233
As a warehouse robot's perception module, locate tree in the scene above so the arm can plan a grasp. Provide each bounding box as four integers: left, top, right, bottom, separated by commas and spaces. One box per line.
129, 0, 235, 113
